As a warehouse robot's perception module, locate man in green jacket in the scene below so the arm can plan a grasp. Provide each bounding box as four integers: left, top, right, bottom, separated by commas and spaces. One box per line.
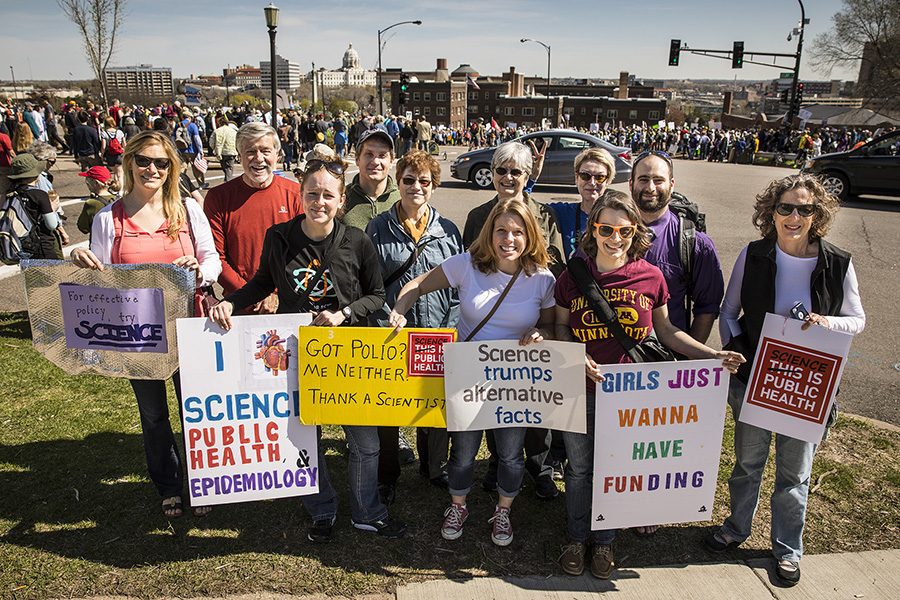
342, 129, 400, 230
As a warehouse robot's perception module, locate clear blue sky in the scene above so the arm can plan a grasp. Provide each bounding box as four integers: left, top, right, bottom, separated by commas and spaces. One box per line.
2, 0, 857, 84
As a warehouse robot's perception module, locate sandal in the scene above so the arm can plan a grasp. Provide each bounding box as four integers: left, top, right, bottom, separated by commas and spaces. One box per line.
162, 496, 183, 518
775, 559, 801, 587
193, 505, 212, 517
703, 531, 739, 553
634, 525, 660, 537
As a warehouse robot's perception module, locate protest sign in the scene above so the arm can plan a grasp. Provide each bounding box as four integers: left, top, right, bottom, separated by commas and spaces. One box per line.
443, 340, 586, 433
177, 314, 318, 506
592, 360, 728, 530
297, 327, 456, 427
23, 260, 193, 379
739, 312, 852, 444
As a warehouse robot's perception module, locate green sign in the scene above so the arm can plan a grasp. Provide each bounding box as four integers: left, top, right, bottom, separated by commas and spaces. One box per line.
780, 72, 794, 79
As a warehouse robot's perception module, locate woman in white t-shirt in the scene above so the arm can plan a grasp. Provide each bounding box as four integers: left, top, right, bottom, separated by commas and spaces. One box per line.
389, 198, 556, 547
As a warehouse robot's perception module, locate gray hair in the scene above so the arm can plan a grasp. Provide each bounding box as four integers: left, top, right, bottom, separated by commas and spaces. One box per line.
235, 121, 281, 155
490, 141, 532, 176
26, 141, 57, 161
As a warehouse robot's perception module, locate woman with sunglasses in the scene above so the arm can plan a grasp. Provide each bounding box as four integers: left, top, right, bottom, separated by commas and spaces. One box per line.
71, 130, 222, 518
547, 147, 616, 261
208, 148, 405, 543
366, 150, 463, 500
704, 174, 865, 587
555, 191, 744, 579
389, 198, 556, 547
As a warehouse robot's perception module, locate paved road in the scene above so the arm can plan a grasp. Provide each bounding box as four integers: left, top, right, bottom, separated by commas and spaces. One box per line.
4, 147, 898, 426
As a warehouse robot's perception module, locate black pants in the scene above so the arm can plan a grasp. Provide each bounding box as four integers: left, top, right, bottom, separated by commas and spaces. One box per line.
377, 426, 400, 486
417, 427, 449, 479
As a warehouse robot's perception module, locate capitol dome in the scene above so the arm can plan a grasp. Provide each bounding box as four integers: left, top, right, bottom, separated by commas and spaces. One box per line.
342, 44, 361, 70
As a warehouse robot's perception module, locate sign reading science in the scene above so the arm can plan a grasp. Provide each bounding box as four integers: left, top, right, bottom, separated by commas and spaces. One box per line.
592, 360, 729, 531
443, 340, 587, 433
177, 315, 319, 506
297, 327, 456, 427
740, 313, 853, 444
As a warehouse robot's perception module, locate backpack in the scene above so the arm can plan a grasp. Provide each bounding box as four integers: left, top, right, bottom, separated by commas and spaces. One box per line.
666, 191, 707, 331
174, 122, 193, 150
0, 189, 41, 265
105, 130, 124, 155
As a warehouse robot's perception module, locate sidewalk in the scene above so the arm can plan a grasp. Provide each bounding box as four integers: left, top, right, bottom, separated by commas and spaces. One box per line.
397, 549, 900, 600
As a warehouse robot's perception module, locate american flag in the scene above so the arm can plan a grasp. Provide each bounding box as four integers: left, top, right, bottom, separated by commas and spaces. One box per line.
466, 76, 480, 90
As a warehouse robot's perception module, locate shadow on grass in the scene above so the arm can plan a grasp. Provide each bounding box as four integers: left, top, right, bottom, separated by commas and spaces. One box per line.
0, 427, 764, 582
0, 310, 32, 341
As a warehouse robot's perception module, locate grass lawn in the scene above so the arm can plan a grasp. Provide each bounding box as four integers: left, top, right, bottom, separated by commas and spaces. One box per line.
1, 310, 899, 600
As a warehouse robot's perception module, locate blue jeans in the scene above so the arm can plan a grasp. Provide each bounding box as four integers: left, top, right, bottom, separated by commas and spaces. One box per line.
130, 372, 183, 499
561, 392, 615, 545
448, 428, 526, 498
720, 377, 817, 562
301, 425, 387, 525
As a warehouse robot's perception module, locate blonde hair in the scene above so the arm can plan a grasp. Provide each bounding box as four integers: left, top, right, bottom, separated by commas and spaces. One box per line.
469, 198, 549, 276
122, 130, 185, 242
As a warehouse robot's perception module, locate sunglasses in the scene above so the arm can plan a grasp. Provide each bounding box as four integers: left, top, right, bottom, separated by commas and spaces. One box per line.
494, 166, 525, 177
775, 202, 817, 218
400, 176, 432, 187
134, 154, 171, 170
305, 159, 345, 177
593, 223, 636, 239
577, 171, 609, 184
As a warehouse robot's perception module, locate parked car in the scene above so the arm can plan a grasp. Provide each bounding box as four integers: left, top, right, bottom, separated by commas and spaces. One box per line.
802, 130, 900, 201
450, 130, 632, 189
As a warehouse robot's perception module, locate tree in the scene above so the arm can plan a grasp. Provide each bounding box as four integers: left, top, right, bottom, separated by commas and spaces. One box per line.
809, 0, 900, 101
58, 0, 128, 108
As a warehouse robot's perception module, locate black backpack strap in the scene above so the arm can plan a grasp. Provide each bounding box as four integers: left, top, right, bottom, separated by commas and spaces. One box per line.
567, 257, 642, 363
678, 215, 696, 331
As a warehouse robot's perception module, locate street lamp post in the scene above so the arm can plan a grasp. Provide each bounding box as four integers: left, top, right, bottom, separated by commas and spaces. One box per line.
377, 20, 422, 116
264, 3, 280, 127
786, 0, 807, 128
520, 38, 551, 127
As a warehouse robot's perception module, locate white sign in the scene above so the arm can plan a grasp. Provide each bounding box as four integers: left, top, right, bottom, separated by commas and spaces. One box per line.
592, 360, 728, 530
443, 340, 586, 433
177, 314, 319, 506
739, 313, 852, 444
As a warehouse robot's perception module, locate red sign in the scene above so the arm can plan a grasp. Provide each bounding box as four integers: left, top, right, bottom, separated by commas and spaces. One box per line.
745, 339, 842, 425
407, 331, 455, 377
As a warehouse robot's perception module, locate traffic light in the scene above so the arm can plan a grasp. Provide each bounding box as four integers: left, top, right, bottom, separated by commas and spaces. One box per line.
668, 39, 681, 66
398, 92, 407, 104
796, 83, 804, 104
398, 72, 410, 105
732, 41, 744, 68
780, 89, 789, 103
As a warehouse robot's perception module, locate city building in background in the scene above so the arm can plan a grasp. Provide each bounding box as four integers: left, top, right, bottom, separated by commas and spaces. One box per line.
261, 54, 302, 90
312, 44, 377, 89
103, 64, 174, 103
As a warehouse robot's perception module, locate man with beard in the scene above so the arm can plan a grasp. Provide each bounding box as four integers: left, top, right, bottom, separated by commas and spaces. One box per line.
341, 129, 399, 230
629, 151, 724, 345
204, 122, 303, 314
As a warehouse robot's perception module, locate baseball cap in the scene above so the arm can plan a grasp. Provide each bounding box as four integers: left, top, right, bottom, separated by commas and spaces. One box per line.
78, 166, 112, 183
355, 129, 393, 152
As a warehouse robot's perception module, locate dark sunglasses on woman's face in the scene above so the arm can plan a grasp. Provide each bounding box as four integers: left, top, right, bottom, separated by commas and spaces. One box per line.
305, 159, 345, 177
775, 202, 817, 218
494, 166, 524, 177
577, 171, 609, 184
400, 176, 432, 187
134, 154, 171, 170
593, 223, 636, 239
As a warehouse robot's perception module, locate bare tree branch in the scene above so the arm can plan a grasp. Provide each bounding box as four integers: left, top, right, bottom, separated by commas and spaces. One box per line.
57, 0, 129, 106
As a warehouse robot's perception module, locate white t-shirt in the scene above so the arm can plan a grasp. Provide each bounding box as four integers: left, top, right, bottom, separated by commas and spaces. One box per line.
442, 252, 555, 342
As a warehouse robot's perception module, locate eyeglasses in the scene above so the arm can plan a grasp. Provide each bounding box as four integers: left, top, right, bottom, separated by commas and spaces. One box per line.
494, 166, 525, 177
775, 202, 818, 218
577, 171, 609, 184
400, 176, 432, 187
134, 154, 171, 170
593, 223, 636, 239
305, 159, 345, 178
46, 158, 57, 166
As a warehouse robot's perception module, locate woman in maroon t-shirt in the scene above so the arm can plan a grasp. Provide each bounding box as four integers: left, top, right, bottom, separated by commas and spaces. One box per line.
553, 191, 744, 580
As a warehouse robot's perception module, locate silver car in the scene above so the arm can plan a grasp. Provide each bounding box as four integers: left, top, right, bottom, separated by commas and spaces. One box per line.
450, 129, 633, 189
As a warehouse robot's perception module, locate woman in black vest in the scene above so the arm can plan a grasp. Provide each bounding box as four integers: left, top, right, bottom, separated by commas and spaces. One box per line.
703, 173, 865, 586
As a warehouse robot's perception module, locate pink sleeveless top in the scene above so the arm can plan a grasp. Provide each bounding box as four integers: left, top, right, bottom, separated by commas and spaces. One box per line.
110, 200, 195, 264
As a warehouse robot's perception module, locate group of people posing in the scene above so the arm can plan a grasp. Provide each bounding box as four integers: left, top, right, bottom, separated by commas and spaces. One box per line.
67, 118, 863, 588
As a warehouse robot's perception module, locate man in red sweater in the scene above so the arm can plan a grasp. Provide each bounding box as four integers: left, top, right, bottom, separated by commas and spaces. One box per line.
204, 122, 303, 313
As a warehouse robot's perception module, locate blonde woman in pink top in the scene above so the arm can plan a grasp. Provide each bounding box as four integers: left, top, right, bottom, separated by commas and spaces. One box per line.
72, 130, 221, 518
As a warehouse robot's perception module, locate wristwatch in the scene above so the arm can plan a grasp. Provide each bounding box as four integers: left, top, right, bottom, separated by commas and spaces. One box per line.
341, 306, 352, 320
